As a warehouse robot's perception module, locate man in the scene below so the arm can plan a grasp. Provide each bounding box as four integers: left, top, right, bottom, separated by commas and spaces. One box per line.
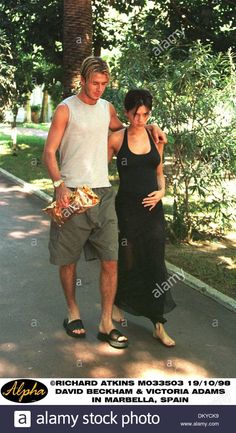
43, 56, 166, 349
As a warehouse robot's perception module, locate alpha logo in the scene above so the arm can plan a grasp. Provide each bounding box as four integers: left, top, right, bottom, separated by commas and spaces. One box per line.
1, 379, 48, 403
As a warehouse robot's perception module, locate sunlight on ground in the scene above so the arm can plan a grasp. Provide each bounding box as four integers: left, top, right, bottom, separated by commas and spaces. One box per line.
0, 343, 18, 352
16, 215, 42, 222
190, 240, 227, 250
56, 338, 212, 378
8, 228, 43, 239
218, 256, 235, 269
0, 358, 19, 376
224, 231, 236, 244
0, 143, 11, 155
95, 343, 128, 357
18, 143, 30, 149
122, 358, 210, 378
60, 345, 97, 364
90, 366, 117, 377
31, 179, 52, 191
58, 334, 130, 360
139, 359, 209, 378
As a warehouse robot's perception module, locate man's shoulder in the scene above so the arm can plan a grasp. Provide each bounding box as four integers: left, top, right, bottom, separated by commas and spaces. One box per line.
99, 98, 110, 107
59, 95, 77, 107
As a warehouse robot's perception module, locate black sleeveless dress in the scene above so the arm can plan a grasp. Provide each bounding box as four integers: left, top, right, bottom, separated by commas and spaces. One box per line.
115, 128, 176, 325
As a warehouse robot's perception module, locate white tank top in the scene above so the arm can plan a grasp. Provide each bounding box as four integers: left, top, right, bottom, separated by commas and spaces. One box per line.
59, 95, 111, 188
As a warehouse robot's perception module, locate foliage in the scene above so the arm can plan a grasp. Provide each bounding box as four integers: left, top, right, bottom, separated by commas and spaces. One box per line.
154, 44, 236, 240
0, 0, 63, 117
93, 0, 236, 58
1, 0, 235, 116
108, 42, 236, 240
155, 0, 236, 53
118, 0, 236, 58
31, 105, 41, 113
0, 30, 15, 119
92, 0, 146, 55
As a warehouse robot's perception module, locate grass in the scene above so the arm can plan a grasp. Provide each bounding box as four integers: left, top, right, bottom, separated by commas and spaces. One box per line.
0, 131, 53, 195
0, 129, 235, 300
165, 238, 236, 299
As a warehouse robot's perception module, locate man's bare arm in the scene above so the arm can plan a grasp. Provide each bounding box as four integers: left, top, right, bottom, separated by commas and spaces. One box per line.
146, 124, 167, 145
43, 104, 71, 206
109, 103, 124, 131
108, 129, 125, 162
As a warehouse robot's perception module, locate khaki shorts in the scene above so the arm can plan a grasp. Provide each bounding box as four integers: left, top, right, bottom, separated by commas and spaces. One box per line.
49, 187, 118, 265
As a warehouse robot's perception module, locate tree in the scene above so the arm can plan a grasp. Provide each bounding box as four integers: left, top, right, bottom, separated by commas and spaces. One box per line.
0, 0, 64, 120
63, 0, 93, 97
0, 30, 15, 120
103, 0, 236, 86
0, 1, 37, 122
154, 46, 236, 240
107, 41, 236, 240
92, 0, 146, 56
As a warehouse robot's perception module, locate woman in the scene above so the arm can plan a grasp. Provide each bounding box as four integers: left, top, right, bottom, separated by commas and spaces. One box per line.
108, 89, 176, 347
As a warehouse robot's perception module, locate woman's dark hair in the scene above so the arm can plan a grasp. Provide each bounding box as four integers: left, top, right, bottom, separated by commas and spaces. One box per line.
124, 89, 153, 113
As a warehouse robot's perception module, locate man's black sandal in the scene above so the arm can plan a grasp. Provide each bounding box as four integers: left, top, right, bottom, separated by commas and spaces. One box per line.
63, 318, 86, 339
97, 328, 128, 349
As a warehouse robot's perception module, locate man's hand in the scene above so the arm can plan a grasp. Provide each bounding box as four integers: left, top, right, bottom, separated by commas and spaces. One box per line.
56, 184, 71, 208
142, 190, 164, 211
147, 124, 167, 145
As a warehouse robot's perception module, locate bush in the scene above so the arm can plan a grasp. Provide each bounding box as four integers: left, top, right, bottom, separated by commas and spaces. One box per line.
108, 42, 236, 240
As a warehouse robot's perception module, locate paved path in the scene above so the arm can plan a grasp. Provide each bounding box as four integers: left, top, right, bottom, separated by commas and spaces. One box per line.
0, 125, 48, 139
0, 173, 236, 379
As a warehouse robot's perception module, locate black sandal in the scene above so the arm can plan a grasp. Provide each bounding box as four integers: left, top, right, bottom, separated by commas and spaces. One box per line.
63, 318, 86, 339
97, 328, 128, 349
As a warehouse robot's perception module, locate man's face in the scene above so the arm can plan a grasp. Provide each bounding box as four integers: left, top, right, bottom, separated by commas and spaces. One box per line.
81, 72, 109, 101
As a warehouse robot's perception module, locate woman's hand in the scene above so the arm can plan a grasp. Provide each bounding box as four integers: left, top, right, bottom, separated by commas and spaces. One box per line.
142, 190, 164, 211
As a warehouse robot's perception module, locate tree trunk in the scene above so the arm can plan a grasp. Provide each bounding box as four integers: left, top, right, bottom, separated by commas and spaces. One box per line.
12, 106, 18, 155
24, 93, 32, 123
184, 177, 192, 241
94, 40, 102, 57
63, 0, 93, 98
40, 89, 49, 123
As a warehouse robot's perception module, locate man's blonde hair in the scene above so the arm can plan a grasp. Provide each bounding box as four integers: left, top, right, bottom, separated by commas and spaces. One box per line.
80, 56, 110, 81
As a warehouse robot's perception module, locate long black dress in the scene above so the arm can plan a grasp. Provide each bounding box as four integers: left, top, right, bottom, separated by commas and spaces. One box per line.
115, 128, 176, 325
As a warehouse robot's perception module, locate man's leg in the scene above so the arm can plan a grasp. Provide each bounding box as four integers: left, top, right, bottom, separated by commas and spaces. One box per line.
99, 260, 127, 342
59, 263, 85, 336
99, 260, 117, 333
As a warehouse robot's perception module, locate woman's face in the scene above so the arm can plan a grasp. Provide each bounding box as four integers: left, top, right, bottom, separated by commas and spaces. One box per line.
126, 105, 151, 128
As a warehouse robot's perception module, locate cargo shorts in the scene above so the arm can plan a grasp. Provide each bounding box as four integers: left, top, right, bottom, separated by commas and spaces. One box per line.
49, 187, 118, 265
